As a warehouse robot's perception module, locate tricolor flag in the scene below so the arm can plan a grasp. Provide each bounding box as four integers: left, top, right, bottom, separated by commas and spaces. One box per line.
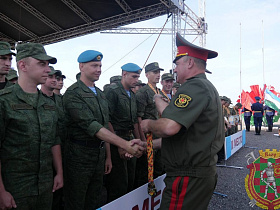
264, 88, 280, 112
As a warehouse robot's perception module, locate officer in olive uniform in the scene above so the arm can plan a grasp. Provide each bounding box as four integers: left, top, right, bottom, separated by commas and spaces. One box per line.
63, 50, 144, 210
251, 96, 263, 135
264, 105, 275, 132
0, 42, 16, 89
141, 33, 224, 209
105, 63, 141, 202
135, 62, 164, 188
6, 68, 18, 84
0, 43, 63, 210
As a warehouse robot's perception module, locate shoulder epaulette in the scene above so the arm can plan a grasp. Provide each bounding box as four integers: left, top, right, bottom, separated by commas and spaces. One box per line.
110, 83, 119, 90
0, 86, 13, 95
67, 83, 79, 90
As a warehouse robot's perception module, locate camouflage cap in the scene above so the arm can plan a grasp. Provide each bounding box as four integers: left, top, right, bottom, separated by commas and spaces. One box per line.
0, 41, 16, 56
110, 75, 122, 84
235, 102, 242, 108
161, 73, 174, 81
136, 80, 146, 86
172, 82, 180, 89
55, 70, 66, 79
220, 96, 228, 101
145, 62, 164, 73
6, 69, 18, 81
16, 43, 57, 64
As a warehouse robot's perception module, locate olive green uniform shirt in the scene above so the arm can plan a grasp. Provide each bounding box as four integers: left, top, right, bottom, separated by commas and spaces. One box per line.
136, 84, 163, 120
105, 82, 137, 131
0, 84, 60, 199
161, 73, 224, 176
63, 79, 109, 142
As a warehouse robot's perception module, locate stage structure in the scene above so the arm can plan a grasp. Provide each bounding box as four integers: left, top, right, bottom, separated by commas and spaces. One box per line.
0, 0, 207, 63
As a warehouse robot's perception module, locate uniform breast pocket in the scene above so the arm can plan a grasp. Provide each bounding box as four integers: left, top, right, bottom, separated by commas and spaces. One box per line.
6, 109, 37, 145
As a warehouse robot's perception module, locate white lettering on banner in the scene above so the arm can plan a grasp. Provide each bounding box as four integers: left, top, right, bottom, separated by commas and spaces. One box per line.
99, 174, 166, 210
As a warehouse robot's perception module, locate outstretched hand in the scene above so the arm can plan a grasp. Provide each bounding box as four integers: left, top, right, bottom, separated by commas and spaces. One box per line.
125, 140, 145, 158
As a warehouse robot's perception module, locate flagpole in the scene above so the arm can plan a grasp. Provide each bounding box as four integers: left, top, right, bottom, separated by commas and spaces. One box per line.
262, 20, 265, 85
240, 22, 243, 130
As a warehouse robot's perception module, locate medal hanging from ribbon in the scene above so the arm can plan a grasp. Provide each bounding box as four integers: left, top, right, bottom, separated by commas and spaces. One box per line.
146, 132, 157, 196
146, 83, 160, 196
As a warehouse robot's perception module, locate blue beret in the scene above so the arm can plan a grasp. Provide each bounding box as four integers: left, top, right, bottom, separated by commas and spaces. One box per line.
255, 96, 261, 100
121, 63, 142, 74
77, 50, 103, 63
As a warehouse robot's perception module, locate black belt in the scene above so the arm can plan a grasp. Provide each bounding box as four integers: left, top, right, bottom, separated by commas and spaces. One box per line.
71, 139, 104, 148
115, 130, 133, 136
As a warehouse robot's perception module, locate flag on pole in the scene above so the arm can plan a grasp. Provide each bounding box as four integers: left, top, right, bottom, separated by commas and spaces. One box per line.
264, 88, 280, 112
241, 90, 252, 110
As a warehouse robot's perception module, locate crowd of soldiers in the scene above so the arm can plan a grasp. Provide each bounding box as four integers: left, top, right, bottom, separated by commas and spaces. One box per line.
0, 41, 183, 210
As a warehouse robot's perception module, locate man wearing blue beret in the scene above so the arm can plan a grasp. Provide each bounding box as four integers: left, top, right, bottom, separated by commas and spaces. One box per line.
251, 96, 264, 135
105, 63, 142, 202
63, 51, 144, 209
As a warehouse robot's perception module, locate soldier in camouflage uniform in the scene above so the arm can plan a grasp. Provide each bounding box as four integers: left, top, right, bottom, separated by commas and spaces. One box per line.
105, 63, 142, 202
41, 66, 67, 210
53, 69, 66, 95
0, 43, 63, 209
6, 68, 18, 84
161, 73, 174, 100
0, 42, 16, 90
63, 50, 144, 210
135, 62, 164, 188
230, 102, 242, 134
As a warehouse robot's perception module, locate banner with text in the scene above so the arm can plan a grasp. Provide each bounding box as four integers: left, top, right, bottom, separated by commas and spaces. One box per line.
98, 174, 166, 210
224, 130, 246, 160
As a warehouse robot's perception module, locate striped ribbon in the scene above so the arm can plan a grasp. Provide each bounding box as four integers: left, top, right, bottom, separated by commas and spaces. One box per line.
146, 132, 157, 196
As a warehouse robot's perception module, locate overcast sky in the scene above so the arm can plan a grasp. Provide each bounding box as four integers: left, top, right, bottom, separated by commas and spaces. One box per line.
20, 0, 280, 103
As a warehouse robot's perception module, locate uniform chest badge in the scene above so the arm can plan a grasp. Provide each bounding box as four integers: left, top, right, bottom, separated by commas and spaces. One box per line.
245, 149, 280, 209
174, 94, 191, 108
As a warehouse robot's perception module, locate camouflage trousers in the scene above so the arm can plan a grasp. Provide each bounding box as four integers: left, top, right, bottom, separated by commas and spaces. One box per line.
106, 143, 136, 202
13, 185, 53, 210
64, 141, 105, 210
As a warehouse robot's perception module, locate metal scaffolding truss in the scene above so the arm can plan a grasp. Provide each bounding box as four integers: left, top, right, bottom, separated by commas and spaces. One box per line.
101, 27, 199, 35
28, 3, 168, 45
61, 0, 93, 23
0, 12, 38, 39
13, 0, 62, 31
101, 0, 207, 65
0, 0, 207, 54
115, 0, 132, 13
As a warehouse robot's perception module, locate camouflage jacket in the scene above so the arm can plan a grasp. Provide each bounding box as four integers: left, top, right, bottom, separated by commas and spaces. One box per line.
63, 80, 109, 142
105, 82, 137, 131
0, 83, 60, 199
136, 84, 163, 120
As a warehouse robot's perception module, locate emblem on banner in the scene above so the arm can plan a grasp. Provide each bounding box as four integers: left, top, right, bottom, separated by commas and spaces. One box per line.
245, 149, 280, 209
